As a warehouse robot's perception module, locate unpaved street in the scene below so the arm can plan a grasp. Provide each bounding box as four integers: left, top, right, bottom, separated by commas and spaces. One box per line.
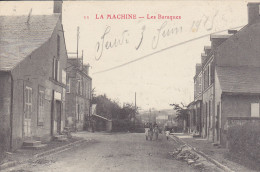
6, 132, 217, 172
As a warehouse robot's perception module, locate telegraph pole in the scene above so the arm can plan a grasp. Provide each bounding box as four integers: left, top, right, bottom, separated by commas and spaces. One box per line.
77, 26, 80, 67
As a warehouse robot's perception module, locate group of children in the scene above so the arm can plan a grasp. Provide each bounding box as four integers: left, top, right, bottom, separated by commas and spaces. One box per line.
144, 123, 171, 141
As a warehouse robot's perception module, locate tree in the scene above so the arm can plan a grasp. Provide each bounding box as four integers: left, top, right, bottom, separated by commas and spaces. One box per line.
170, 103, 189, 132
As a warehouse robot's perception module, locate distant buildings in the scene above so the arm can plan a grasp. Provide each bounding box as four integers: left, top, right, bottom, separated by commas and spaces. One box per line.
188, 2, 260, 147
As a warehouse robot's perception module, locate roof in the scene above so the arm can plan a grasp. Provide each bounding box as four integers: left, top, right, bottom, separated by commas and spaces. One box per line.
0, 14, 60, 71
216, 66, 260, 94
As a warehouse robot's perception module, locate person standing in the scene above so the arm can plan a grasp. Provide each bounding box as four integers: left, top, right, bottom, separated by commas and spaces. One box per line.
149, 123, 153, 141
165, 130, 170, 140
144, 123, 150, 140
153, 125, 159, 140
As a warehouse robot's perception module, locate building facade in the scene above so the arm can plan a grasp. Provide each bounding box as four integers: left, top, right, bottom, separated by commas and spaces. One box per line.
65, 58, 92, 131
0, 1, 68, 150
189, 2, 260, 146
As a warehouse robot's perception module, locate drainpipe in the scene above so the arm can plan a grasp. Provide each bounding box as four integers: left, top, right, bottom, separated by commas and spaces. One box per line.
9, 72, 14, 151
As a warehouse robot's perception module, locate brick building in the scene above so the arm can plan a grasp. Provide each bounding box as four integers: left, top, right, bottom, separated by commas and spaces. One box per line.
0, 1, 68, 150
65, 57, 92, 131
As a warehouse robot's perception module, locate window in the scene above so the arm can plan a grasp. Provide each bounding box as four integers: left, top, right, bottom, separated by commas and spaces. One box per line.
77, 79, 82, 95
210, 62, 214, 85
24, 86, 32, 137
53, 59, 60, 81
209, 100, 211, 128
25, 86, 32, 119
38, 89, 45, 125
66, 78, 70, 93
57, 35, 60, 57
76, 104, 80, 121
62, 70, 66, 84
251, 103, 259, 117
85, 82, 89, 98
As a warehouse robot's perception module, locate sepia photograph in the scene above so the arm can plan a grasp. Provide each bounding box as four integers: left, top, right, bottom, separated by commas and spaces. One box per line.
0, 0, 260, 171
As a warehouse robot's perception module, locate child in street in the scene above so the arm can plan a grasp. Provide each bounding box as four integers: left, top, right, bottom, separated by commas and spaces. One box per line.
165, 128, 170, 140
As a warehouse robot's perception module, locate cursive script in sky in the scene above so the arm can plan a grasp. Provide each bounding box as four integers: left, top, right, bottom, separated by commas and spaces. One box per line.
94, 11, 218, 62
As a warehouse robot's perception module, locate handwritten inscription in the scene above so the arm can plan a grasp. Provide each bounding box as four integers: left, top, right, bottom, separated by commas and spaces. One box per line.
95, 26, 129, 61
94, 12, 218, 60
152, 21, 182, 49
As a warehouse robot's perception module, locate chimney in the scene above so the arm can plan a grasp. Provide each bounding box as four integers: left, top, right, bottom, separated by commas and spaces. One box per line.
195, 64, 202, 76
204, 46, 211, 56
53, 0, 63, 21
228, 29, 237, 34
210, 34, 230, 51
247, 3, 260, 24
83, 64, 90, 75
201, 53, 207, 65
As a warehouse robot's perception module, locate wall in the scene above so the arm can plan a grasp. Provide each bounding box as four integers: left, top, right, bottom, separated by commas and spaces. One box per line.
0, 72, 11, 151
214, 70, 222, 143
221, 94, 260, 146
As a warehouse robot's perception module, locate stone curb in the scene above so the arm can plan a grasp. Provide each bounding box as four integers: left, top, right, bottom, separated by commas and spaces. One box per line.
170, 135, 234, 172
0, 161, 17, 171
0, 139, 89, 171
34, 139, 87, 158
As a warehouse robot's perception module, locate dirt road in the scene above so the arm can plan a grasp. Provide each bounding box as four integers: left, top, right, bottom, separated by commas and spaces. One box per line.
6, 132, 218, 172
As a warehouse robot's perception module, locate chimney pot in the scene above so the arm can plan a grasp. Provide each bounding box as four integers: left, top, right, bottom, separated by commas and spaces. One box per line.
54, 0, 63, 14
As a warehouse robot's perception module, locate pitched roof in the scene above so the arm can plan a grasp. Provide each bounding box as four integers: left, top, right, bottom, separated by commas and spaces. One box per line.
216, 66, 260, 94
0, 14, 60, 71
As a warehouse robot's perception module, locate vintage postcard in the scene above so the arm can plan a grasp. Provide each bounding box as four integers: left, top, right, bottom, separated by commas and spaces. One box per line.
0, 0, 260, 171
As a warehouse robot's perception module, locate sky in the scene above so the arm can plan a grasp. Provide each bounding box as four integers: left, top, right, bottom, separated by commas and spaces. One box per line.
0, 1, 252, 111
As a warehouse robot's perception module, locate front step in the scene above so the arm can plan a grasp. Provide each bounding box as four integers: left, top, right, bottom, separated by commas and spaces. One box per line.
53, 135, 68, 142
22, 140, 47, 149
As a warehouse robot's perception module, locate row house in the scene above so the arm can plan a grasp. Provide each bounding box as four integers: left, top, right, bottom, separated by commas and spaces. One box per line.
65, 57, 92, 131
187, 64, 202, 135
0, 1, 68, 150
189, 2, 260, 147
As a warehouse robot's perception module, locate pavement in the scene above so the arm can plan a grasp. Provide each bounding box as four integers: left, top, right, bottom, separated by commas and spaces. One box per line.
171, 133, 258, 172
1, 132, 224, 172
0, 135, 90, 171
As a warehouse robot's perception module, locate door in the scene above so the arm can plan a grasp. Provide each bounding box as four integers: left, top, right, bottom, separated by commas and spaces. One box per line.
24, 86, 32, 138
56, 100, 62, 134
216, 104, 220, 141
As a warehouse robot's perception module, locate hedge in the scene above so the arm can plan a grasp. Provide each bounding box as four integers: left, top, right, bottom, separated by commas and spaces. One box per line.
227, 121, 260, 162
0, 127, 10, 164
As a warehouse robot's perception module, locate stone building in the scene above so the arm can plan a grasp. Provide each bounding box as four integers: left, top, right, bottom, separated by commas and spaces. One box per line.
0, 1, 68, 150
65, 57, 92, 131
190, 2, 260, 147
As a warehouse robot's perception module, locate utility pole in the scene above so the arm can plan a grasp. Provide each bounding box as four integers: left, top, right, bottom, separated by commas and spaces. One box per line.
77, 26, 80, 67
134, 92, 136, 128
82, 50, 84, 69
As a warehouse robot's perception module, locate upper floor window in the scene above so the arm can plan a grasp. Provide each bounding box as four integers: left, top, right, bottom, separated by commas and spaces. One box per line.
66, 78, 70, 93
53, 58, 60, 81
77, 79, 82, 95
57, 35, 60, 57
251, 103, 260, 117
210, 63, 215, 85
